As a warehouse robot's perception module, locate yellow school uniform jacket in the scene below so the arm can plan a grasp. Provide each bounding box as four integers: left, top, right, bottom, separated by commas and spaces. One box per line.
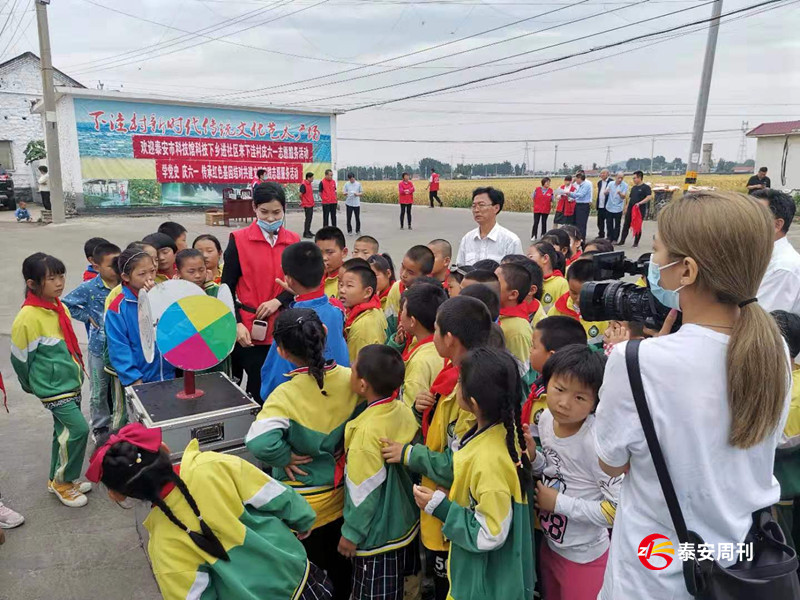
345, 308, 388, 365
430, 424, 534, 600
384, 280, 404, 338
401, 339, 444, 409
343, 399, 420, 556
548, 293, 609, 347
498, 315, 532, 373
324, 272, 340, 299
531, 305, 548, 327
245, 363, 362, 529
144, 440, 317, 600
403, 378, 475, 551
541, 273, 569, 314
104, 284, 123, 312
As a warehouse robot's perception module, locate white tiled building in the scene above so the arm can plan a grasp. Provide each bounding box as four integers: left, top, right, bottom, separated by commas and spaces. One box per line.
0, 52, 83, 202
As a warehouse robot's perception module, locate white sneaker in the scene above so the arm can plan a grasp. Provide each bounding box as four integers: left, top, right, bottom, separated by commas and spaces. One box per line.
48, 480, 92, 495
49, 482, 88, 508
0, 502, 25, 529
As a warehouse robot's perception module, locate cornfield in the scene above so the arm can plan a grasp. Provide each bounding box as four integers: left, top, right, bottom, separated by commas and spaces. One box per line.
360, 175, 752, 212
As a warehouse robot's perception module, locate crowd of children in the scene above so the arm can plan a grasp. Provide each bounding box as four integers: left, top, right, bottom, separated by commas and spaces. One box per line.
6, 188, 799, 600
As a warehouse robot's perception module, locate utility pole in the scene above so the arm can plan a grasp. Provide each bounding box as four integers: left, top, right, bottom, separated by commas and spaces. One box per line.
35, 0, 65, 224
553, 144, 558, 174
533, 145, 537, 175
737, 120, 749, 164
605, 146, 611, 168
683, 0, 723, 193
650, 137, 655, 174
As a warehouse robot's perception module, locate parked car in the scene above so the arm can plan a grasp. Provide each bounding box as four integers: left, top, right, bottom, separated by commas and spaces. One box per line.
0, 172, 15, 210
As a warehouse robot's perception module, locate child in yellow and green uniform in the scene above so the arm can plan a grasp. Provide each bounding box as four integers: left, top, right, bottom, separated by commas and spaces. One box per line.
496, 263, 534, 372
501, 254, 547, 327
316, 226, 348, 299
528, 240, 568, 314
339, 345, 421, 598
367, 253, 395, 311
547, 258, 609, 348
384, 245, 435, 341
398, 282, 448, 408
382, 296, 492, 600
103, 241, 158, 313
246, 308, 361, 600
143, 232, 178, 283
339, 263, 387, 365
87, 423, 333, 600
10, 253, 90, 508
414, 347, 535, 600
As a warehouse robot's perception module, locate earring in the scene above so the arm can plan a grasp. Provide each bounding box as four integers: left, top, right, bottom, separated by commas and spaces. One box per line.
135, 453, 142, 464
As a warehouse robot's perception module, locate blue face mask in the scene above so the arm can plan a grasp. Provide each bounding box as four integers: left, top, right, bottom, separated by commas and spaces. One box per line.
647, 259, 684, 311
258, 218, 283, 235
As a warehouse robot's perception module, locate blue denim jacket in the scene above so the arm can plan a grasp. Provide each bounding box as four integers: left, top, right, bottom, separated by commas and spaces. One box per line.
62, 275, 114, 356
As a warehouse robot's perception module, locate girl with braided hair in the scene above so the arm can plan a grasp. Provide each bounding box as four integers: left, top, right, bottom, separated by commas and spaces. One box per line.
521, 344, 620, 600
412, 346, 535, 600
85, 423, 332, 600
245, 308, 360, 600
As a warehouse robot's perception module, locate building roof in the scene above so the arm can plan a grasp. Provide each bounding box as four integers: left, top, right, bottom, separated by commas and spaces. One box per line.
746, 120, 800, 137
0, 51, 84, 88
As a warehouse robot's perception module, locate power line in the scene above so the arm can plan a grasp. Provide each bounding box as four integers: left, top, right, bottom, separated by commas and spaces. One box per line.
343, 0, 792, 111
284, 0, 721, 105
0, 0, 22, 45
215, 0, 596, 101
67, 0, 453, 73
69, 0, 335, 75
338, 128, 740, 143
0, 0, 31, 60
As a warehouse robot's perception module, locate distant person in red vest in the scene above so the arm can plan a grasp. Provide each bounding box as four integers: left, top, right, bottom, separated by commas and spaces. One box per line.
426, 168, 443, 207
221, 182, 300, 400
319, 169, 338, 227
398, 172, 415, 230
299, 171, 315, 239
250, 168, 266, 190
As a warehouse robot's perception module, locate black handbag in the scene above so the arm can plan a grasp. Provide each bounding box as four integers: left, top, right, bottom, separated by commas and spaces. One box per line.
624, 339, 800, 599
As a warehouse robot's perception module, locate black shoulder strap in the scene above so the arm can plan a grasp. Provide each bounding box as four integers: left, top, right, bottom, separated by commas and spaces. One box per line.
625, 340, 691, 544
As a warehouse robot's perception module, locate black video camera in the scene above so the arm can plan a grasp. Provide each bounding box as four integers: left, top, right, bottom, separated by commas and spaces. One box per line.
579, 251, 678, 331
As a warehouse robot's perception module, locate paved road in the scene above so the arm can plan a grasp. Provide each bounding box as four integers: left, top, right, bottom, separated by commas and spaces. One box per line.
0, 200, 791, 599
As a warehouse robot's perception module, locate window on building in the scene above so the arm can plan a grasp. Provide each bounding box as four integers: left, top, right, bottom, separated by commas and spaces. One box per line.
0, 141, 13, 170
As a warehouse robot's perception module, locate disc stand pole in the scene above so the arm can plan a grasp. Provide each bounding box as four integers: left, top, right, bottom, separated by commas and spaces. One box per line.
177, 371, 205, 399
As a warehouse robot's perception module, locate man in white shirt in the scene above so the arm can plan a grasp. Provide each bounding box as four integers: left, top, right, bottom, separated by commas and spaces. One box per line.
343, 172, 364, 235
455, 186, 523, 265
755, 189, 800, 314
595, 169, 612, 238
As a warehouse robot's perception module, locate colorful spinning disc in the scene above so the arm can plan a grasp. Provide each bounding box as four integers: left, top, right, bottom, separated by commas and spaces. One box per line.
156, 295, 236, 371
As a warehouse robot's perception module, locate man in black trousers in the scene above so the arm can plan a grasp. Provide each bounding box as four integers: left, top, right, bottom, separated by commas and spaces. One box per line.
595, 169, 612, 238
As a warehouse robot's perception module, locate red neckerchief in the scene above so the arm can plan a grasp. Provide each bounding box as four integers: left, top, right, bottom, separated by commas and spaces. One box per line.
554, 292, 579, 320
334, 391, 400, 486
544, 270, 564, 280
499, 304, 530, 320
524, 299, 541, 320
295, 286, 325, 302
402, 334, 434, 362
521, 377, 546, 426
287, 361, 337, 377
325, 269, 340, 282
422, 361, 460, 441
159, 465, 181, 500
345, 295, 382, 329
397, 281, 407, 295
22, 291, 84, 369
566, 251, 582, 266
378, 283, 392, 302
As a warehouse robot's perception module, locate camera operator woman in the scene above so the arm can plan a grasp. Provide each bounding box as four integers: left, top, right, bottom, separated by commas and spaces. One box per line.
593, 191, 791, 598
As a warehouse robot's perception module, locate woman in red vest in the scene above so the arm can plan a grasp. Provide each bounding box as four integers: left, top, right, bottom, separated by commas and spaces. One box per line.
299, 171, 315, 239
221, 182, 300, 399
398, 172, 415, 230
532, 176, 554, 240
319, 169, 338, 228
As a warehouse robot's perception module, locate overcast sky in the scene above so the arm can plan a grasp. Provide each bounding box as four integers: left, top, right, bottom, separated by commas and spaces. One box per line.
3, 0, 798, 169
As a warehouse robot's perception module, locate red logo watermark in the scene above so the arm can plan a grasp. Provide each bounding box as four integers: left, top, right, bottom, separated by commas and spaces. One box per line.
638, 534, 675, 570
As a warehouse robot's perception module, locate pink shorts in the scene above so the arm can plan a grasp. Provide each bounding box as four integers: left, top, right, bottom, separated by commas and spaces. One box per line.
540, 541, 608, 600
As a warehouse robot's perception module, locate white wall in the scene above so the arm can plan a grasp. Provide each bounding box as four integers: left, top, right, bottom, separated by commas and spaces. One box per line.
754, 135, 799, 192
0, 55, 80, 201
